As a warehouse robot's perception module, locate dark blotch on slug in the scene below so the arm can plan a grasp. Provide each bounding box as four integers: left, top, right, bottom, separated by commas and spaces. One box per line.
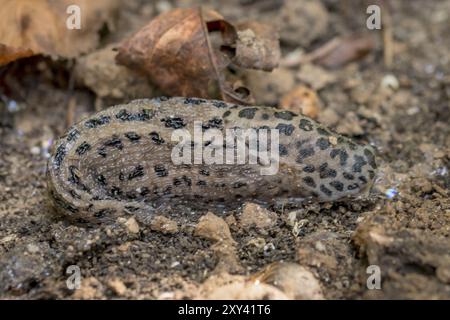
53, 144, 67, 169
279, 144, 288, 156
238, 108, 257, 119
184, 98, 206, 105
128, 165, 145, 180
347, 183, 359, 190
319, 163, 337, 179
359, 176, 368, 184
149, 131, 165, 144
104, 136, 123, 150
330, 149, 349, 166
303, 165, 315, 173
197, 180, 207, 186
368, 170, 376, 179
66, 129, 80, 142
261, 113, 270, 120
320, 185, 332, 197
364, 149, 377, 169
274, 111, 295, 121
276, 123, 295, 136
343, 172, 354, 180
296, 147, 315, 163
154, 165, 168, 177
299, 119, 313, 131
116, 109, 154, 121
68, 165, 80, 184
125, 132, 141, 141
161, 117, 186, 129
76, 142, 91, 156
223, 110, 231, 118
352, 155, 367, 173
212, 101, 227, 108
316, 137, 330, 150
303, 176, 316, 188
202, 117, 223, 130
84, 116, 111, 129
330, 181, 344, 192
317, 127, 331, 136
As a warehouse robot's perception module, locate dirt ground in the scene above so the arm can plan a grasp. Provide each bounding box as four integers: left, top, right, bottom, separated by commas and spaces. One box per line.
0, 0, 449, 299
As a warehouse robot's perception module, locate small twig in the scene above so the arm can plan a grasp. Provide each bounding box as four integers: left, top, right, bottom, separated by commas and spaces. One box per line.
380, 0, 393, 68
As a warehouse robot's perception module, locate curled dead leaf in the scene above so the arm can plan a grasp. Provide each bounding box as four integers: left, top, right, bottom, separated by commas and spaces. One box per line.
116, 7, 279, 104
0, 0, 119, 65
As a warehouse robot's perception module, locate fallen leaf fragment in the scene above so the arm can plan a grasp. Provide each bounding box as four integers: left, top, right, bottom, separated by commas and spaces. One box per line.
0, 0, 119, 65
304, 33, 375, 68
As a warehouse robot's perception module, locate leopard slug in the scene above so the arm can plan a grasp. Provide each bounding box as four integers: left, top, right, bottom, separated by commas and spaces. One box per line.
47, 97, 377, 223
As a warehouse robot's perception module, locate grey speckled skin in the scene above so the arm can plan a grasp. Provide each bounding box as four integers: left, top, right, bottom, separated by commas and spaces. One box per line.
47, 97, 377, 223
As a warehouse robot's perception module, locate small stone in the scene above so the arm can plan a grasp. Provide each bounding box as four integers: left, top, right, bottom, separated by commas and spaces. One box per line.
280, 85, 321, 119
107, 278, 127, 296
195, 212, 234, 243
26, 243, 40, 253
150, 215, 178, 234
381, 74, 399, 90
124, 217, 140, 234
252, 262, 324, 299
207, 281, 288, 300
240, 203, 277, 230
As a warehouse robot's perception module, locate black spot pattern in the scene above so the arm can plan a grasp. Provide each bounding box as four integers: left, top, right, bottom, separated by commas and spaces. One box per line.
364, 149, 377, 169
199, 169, 210, 176
202, 117, 223, 130
261, 113, 270, 120
347, 183, 359, 190
149, 131, 165, 144
184, 98, 206, 105
316, 137, 330, 150
238, 108, 257, 119
303, 165, 315, 173
343, 172, 354, 180
274, 111, 295, 120
330, 149, 349, 166
116, 109, 154, 121
279, 144, 288, 156
125, 132, 141, 141
84, 116, 111, 128
352, 155, 367, 173
68, 165, 80, 184
303, 176, 316, 188
76, 142, 91, 155
296, 147, 315, 163
223, 110, 231, 118
320, 185, 332, 197
161, 117, 186, 129
319, 163, 337, 179
276, 123, 295, 136
317, 127, 331, 136
97, 147, 107, 158
104, 136, 123, 150
154, 165, 168, 177
359, 176, 368, 184
53, 145, 67, 168
66, 129, 80, 142
368, 170, 376, 179
212, 101, 227, 108
197, 180, 207, 186
128, 165, 145, 180
330, 181, 344, 191
299, 119, 313, 131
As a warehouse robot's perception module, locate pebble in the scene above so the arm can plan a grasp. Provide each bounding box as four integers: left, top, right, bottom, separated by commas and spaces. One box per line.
150, 215, 178, 234
240, 203, 277, 230
124, 217, 140, 234
107, 278, 127, 296
194, 212, 234, 244
280, 85, 321, 119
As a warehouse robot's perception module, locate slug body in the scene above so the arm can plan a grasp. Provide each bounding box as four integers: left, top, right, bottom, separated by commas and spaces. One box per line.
47, 97, 377, 222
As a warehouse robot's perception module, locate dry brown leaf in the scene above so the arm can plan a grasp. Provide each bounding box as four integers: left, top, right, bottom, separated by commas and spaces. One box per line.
0, 0, 119, 65
234, 21, 280, 71
304, 33, 375, 68
116, 7, 279, 104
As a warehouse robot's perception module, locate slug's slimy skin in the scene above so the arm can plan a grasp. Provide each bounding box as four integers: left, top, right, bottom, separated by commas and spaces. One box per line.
47, 97, 377, 223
